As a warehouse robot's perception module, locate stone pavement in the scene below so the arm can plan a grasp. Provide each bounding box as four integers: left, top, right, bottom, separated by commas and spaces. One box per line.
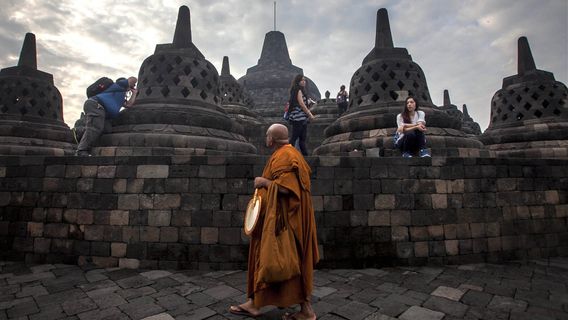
1, 259, 567, 320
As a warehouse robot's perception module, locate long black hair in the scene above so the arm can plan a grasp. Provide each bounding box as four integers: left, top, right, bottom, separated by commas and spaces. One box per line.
401, 96, 419, 123
290, 74, 306, 96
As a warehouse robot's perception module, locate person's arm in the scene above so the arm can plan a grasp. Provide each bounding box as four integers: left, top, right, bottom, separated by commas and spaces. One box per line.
254, 177, 290, 194
124, 88, 138, 108
297, 91, 315, 120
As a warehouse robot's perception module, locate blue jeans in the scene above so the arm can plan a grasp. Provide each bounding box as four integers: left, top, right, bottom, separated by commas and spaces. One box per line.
290, 120, 309, 156
399, 130, 426, 155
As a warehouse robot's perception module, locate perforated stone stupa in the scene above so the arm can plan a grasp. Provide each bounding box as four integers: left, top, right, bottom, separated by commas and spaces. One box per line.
461, 104, 482, 136
0, 33, 73, 155
95, 6, 256, 156
307, 91, 341, 154
480, 37, 568, 158
238, 31, 321, 123
219, 56, 266, 153
314, 9, 485, 157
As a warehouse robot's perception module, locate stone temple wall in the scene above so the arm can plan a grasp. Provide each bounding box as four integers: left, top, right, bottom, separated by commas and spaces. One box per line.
0, 155, 566, 270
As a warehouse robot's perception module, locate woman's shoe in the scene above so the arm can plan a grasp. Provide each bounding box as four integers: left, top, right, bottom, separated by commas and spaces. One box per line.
419, 149, 431, 157
402, 152, 412, 158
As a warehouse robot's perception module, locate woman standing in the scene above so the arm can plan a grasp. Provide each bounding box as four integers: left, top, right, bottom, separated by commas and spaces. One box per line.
396, 96, 430, 157
288, 74, 315, 156
336, 85, 348, 114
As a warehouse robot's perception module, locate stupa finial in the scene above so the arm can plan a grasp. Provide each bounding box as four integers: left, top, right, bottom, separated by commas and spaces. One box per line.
221, 56, 230, 76
18, 33, 37, 69
518, 36, 536, 75
462, 104, 470, 117
375, 8, 394, 49
443, 89, 451, 106
173, 6, 192, 48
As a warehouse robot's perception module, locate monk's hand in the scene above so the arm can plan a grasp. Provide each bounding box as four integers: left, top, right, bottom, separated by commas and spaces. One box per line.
254, 177, 271, 189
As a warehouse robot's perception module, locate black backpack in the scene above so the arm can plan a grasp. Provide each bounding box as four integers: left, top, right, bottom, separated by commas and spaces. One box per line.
86, 77, 114, 98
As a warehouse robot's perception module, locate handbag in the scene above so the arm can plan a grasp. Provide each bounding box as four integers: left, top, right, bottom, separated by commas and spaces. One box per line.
257, 184, 301, 283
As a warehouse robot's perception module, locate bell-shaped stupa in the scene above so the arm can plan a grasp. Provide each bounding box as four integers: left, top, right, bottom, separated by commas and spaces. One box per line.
461, 104, 482, 135
0, 33, 74, 155
314, 9, 485, 157
480, 37, 568, 158
238, 31, 321, 123
95, 6, 256, 155
219, 56, 266, 152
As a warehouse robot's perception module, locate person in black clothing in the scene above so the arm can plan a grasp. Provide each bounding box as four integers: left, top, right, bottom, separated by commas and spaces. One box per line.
336, 85, 348, 114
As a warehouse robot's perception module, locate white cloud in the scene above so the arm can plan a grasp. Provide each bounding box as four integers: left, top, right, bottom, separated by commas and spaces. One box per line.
0, 0, 565, 131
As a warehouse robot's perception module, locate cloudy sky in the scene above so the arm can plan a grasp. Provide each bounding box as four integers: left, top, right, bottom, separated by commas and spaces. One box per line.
0, 0, 566, 131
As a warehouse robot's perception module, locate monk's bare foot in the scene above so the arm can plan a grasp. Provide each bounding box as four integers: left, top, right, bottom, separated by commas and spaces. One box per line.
282, 311, 316, 320
229, 300, 261, 317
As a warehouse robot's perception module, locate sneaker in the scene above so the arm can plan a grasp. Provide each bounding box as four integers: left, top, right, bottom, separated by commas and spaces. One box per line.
419, 149, 431, 157
402, 152, 412, 158
75, 150, 92, 157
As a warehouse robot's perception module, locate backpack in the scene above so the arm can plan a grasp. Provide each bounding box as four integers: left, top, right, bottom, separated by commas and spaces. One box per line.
86, 77, 114, 98
282, 102, 290, 121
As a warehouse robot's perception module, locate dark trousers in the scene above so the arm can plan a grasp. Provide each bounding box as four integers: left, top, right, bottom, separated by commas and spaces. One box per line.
290, 120, 309, 156
77, 99, 108, 152
399, 130, 426, 154
338, 102, 348, 114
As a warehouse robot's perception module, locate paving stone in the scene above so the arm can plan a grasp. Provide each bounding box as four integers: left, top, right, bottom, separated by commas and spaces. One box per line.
185, 292, 216, 307
151, 277, 181, 291
312, 286, 338, 299
62, 297, 98, 316
349, 288, 389, 304
142, 313, 175, 320
461, 290, 493, 307
332, 301, 376, 320
172, 283, 203, 297
431, 286, 465, 301
118, 296, 165, 319
29, 304, 66, 320
312, 300, 338, 316
6, 298, 39, 318
423, 296, 469, 318
202, 285, 241, 300
16, 285, 48, 298
141, 270, 173, 280
176, 307, 216, 320
116, 275, 155, 289
78, 307, 129, 320
399, 306, 445, 320
36, 289, 87, 307
363, 313, 397, 320
89, 291, 128, 309
116, 286, 157, 300
487, 295, 528, 313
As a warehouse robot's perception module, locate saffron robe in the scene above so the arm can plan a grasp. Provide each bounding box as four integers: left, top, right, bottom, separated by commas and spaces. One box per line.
247, 144, 320, 308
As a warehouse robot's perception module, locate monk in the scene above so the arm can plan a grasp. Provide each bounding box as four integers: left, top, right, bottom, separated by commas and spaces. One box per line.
230, 123, 319, 320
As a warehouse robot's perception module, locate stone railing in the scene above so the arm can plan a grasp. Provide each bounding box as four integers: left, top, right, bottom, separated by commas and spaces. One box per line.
0, 155, 566, 270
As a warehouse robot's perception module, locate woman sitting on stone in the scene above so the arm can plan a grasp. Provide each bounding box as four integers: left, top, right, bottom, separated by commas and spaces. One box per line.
395, 96, 430, 158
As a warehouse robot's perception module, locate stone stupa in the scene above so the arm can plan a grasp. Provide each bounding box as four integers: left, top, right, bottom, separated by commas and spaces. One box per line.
95, 6, 257, 156
0, 33, 74, 155
438, 90, 463, 124
314, 9, 486, 157
461, 104, 482, 136
238, 30, 321, 123
307, 90, 341, 154
218, 56, 266, 153
479, 37, 568, 158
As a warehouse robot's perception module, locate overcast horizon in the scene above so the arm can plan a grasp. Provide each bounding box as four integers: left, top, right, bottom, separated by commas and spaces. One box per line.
0, 0, 566, 132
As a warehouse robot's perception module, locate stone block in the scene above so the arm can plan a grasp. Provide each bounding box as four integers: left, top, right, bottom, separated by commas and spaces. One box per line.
350, 211, 368, 226
445, 240, 459, 256
180, 227, 200, 244
430, 241, 446, 256
368, 211, 390, 226
414, 241, 429, 258
91, 242, 110, 256
140, 227, 160, 242
431, 286, 465, 301
46, 208, 63, 222
396, 242, 414, 258
470, 223, 486, 238
390, 210, 410, 225
92, 256, 117, 268
198, 165, 225, 178
160, 227, 179, 243
97, 166, 116, 178
34, 238, 51, 253
458, 239, 473, 254
456, 223, 471, 238
201, 227, 218, 244
410, 226, 429, 241
431, 194, 448, 209
391, 226, 409, 241
148, 210, 172, 226
126, 179, 144, 193
354, 194, 374, 210
529, 206, 545, 219
443, 224, 457, 239
137, 165, 169, 178
119, 258, 140, 269
488, 237, 501, 252
171, 210, 192, 226
84, 225, 105, 241
427, 225, 444, 240
109, 210, 129, 226
323, 195, 343, 211
375, 194, 395, 210
154, 194, 181, 210
486, 222, 500, 237
27, 222, 43, 237
201, 194, 220, 210
399, 306, 444, 320
122, 226, 140, 243
44, 223, 68, 238
111, 242, 127, 257
472, 238, 488, 253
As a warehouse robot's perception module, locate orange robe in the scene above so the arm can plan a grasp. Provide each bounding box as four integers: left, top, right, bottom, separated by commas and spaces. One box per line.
247, 144, 320, 308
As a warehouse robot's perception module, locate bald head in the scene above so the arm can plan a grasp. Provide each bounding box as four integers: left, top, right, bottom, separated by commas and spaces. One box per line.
266, 124, 289, 147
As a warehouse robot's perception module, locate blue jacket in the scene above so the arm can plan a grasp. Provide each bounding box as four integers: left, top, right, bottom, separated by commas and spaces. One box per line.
95, 78, 129, 119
